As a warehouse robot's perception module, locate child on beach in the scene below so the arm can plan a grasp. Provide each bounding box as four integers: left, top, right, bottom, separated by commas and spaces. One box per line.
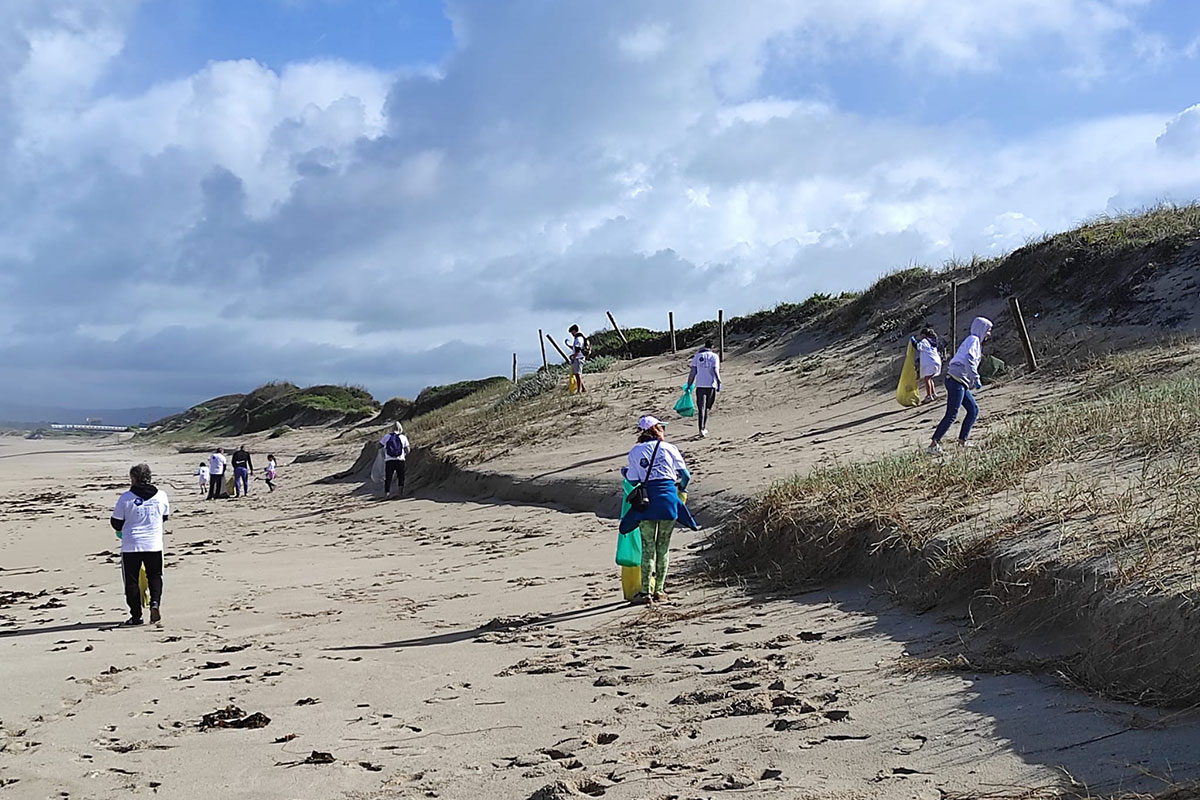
928, 316, 993, 455
915, 327, 942, 404
265, 455, 277, 492
196, 462, 209, 496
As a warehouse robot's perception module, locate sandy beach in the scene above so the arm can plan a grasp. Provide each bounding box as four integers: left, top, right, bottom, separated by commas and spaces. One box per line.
2, 429, 1199, 800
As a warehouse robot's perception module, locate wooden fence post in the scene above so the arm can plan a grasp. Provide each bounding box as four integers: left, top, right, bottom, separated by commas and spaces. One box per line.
547, 333, 571, 363
718, 309, 725, 361
669, 311, 676, 354
949, 282, 958, 346
606, 311, 629, 348
1008, 296, 1038, 372
538, 329, 548, 370
512, 353, 518, 382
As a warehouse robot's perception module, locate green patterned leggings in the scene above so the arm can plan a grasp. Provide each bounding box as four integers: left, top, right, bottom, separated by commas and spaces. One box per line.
639, 520, 676, 594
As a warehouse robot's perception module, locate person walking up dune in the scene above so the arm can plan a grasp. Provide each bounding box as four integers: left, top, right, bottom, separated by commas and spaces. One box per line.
378, 422, 411, 499
686, 339, 722, 438
928, 317, 993, 455
110, 463, 169, 626
619, 416, 700, 605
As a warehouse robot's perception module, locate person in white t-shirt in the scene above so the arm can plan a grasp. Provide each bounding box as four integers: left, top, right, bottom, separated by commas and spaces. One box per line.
568, 324, 588, 393
686, 340, 722, 438
378, 422, 412, 499
110, 463, 170, 626
619, 416, 698, 604
207, 448, 227, 500
196, 462, 209, 496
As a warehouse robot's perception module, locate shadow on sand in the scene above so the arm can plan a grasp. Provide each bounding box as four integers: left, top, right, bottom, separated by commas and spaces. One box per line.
327, 600, 629, 651
0, 620, 122, 638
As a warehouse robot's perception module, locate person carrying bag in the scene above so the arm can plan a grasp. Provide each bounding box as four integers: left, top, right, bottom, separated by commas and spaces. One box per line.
618, 416, 699, 605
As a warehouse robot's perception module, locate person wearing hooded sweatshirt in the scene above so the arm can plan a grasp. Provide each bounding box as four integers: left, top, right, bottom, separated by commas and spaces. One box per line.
913, 327, 942, 404
110, 463, 170, 626
619, 416, 700, 604
928, 316, 993, 454
378, 422, 411, 499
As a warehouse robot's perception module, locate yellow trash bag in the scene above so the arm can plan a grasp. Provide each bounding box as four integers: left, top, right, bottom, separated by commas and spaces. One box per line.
568, 374, 579, 394
621, 566, 641, 601
138, 565, 150, 609
896, 341, 921, 408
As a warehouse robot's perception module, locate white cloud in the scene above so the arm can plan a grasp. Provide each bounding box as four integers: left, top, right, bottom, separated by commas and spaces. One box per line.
0, 0, 1197, 406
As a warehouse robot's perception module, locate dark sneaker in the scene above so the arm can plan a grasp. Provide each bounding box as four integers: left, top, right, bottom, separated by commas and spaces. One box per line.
150, 606, 161, 624
122, 617, 144, 627
629, 592, 650, 606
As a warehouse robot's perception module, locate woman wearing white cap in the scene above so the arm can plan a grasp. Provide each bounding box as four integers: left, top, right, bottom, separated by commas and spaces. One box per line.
619, 415, 699, 604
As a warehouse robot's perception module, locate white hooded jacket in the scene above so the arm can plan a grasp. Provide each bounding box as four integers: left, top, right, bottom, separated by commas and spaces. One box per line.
947, 316, 993, 389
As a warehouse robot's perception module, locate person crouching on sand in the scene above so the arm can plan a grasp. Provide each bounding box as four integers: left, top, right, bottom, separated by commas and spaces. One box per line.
928, 316, 993, 455
110, 463, 170, 626
915, 327, 942, 404
619, 416, 700, 605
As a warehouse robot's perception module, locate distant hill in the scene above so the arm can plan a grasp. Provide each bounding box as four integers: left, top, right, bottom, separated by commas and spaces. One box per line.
148, 383, 381, 437
0, 403, 180, 428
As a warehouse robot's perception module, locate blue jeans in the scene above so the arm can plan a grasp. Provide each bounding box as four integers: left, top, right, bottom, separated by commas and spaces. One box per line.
234, 466, 250, 496
932, 377, 978, 443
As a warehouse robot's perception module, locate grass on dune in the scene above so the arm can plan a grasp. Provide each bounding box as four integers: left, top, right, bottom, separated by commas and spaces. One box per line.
724, 351, 1200, 594
397, 358, 616, 463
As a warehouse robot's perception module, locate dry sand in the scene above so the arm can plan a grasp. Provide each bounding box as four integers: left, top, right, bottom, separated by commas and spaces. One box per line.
2, 388, 1200, 799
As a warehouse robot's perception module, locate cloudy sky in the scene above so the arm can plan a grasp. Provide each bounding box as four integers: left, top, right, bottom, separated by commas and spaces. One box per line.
2, 0, 1199, 409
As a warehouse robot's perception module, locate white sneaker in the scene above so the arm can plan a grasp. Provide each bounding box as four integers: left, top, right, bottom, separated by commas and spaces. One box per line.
957, 440, 975, 449
927, 443, 943, 455
700, 429, 708, 438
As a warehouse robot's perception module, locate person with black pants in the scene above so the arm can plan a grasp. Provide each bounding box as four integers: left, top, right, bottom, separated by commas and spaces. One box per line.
378, 422, 411, 499
207, 448, 226, 500
110, 463, 170, 626
687, 340, 723, 438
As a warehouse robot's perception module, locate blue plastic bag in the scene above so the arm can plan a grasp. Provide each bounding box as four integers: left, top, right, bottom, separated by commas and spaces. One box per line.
674, 384, 696, 417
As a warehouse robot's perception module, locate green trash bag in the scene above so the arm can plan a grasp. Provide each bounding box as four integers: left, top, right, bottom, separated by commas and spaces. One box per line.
980, 355, 1006, 385
674, 385, 696, 417
617, 478, 642, 567
615, 529, 642, 567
